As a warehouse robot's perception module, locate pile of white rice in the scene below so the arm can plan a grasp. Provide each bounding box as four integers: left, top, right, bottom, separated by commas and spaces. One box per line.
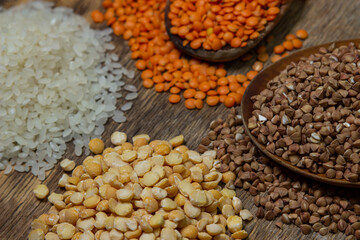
0, 1, 137, 180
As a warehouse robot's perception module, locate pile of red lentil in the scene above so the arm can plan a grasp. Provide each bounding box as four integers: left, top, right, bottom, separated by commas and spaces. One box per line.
168, 0, 286, 50
91, 0, 308, 109
271, 29, 308, 62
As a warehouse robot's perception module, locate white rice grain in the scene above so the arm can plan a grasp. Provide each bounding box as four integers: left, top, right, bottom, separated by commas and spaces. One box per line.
125, 93, 138, 100
0, 162, 5, 171
0, 2, 137, 178
121, 102, 133, 111
124, 84, 137, 92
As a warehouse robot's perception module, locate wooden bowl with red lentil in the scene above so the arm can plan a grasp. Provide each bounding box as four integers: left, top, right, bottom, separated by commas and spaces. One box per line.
165, 0, 293, 62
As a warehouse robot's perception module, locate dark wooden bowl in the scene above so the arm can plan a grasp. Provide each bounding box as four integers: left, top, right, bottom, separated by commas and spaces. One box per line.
164, 0, 293, 63
241, 39, 360, 188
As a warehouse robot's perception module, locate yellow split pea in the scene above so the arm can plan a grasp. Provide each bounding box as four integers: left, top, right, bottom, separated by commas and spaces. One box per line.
30, 132, 252, 240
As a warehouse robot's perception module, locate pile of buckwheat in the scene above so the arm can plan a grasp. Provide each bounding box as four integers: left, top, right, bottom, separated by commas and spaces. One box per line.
248, 42, 360, 183
199, 108, 360, 239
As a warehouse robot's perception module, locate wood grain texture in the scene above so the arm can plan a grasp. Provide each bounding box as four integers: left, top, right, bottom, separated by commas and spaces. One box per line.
1, 0, 360, 239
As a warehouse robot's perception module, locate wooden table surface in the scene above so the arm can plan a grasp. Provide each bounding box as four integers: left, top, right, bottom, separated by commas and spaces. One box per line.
0, 0, 359, 239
